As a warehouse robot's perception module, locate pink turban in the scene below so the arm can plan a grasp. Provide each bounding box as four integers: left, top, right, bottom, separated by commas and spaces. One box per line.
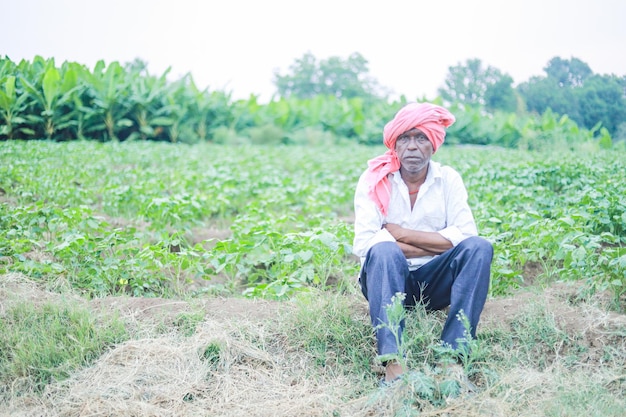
364, 102, 455, 215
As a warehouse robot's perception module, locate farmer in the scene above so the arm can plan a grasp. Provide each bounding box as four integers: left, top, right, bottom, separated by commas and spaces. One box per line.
352, 102, 493, 384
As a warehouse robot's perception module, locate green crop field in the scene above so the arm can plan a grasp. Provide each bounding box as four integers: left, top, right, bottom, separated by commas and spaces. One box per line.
1, 141, 625, 416
2, 141, 624, 302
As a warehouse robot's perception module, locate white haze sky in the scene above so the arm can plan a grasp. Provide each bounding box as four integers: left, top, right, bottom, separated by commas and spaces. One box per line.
2, 0, 625, 102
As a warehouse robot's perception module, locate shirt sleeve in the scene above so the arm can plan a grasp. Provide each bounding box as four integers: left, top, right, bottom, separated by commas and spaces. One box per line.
437, 167, 478, 246
352, 172, 395, 258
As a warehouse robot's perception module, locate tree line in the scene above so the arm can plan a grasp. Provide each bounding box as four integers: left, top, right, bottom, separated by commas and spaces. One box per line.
441, 56, 626, 138
275, 53, 626, 140
0, 54, 623, 146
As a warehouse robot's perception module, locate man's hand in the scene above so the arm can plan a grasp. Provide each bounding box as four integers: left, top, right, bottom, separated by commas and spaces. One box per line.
384, 223, 453, 254
383, 223, 407, 241
396, 241, 438, 258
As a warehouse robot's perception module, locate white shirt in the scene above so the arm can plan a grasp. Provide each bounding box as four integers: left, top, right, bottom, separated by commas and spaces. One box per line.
353, 160, 478, 270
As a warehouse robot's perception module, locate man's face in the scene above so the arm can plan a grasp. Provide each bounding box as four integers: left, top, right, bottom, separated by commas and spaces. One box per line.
394, 128, 433, 174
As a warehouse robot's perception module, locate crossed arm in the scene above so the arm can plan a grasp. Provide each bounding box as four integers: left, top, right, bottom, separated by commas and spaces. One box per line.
383, 223, 453, 258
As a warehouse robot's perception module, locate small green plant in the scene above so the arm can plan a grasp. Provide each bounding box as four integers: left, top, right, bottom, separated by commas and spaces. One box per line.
376, 292, 408, 370
200, 342, 222, 368
173, 310, 205, 337
375, 297, 485, 407
432, 310, 486, 374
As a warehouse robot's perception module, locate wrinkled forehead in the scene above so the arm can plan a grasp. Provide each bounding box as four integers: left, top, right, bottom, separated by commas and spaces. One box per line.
398, 127, 427, 137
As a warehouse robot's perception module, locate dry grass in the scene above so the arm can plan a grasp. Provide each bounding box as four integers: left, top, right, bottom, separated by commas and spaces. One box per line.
3, 307, 357, 416
1, 274, 625, 417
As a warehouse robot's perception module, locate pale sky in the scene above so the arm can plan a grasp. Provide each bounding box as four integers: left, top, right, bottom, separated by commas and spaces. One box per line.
2, 0, 625, 102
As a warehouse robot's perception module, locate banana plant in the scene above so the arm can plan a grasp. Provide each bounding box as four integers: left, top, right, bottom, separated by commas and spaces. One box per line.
308, 95, 361, 139
160, 78, 192, 143
203, 90, 234, 136
84, 60, 133, 141
179, 76, 233, 142
180, 76, 210, 142
18, 58, 83, 140
0, 75, 30, 139
126, 66, 175, 141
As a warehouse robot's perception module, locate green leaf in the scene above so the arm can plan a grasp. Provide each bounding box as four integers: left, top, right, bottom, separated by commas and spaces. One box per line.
313, 231, 338, 251
5, 75, 16, 98
297, 250, 314, 262
0, 90, 9, 110
439, 379, 461, 397
150, 117, 174, 126
0, 75, 16, 110
42, 67, 61, 110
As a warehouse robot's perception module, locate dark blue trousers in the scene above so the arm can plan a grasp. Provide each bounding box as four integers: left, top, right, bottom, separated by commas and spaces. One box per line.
359, 236, 493, 357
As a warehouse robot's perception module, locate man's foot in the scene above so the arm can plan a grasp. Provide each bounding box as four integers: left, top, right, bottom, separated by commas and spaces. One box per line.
379, 376, 400, 388
384, 360, 405, 383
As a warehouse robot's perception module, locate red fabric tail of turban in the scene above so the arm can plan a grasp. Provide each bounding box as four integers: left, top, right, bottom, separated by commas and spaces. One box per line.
364, 102, 455, 216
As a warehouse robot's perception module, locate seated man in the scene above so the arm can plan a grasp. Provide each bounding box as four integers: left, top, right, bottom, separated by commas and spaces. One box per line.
352, 102, 493, 383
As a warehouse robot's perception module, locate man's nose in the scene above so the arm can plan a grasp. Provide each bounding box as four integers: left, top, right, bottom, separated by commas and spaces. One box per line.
407, 138, 420, 149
